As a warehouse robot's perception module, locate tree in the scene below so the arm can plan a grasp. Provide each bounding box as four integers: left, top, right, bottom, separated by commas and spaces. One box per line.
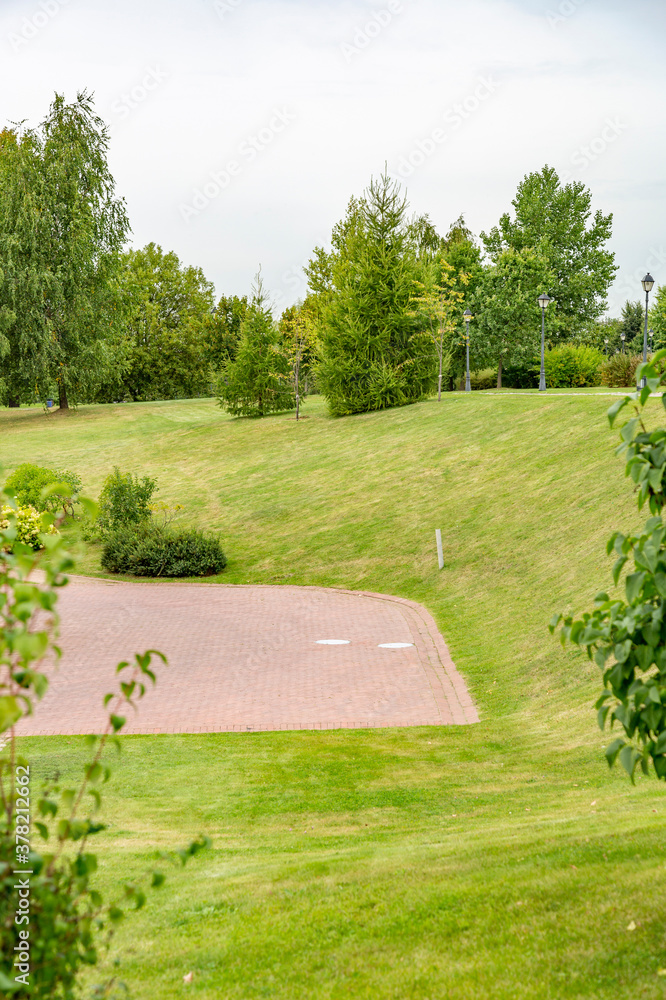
0, 128, 53, 407
204, 293, 248, 371
481, 165, 617, 340
114, 243, 215, 401
39, 92, 130, 409
305, 173, 437, 416
620, 299, 645, 354
412, 259, 462, 400
214, 274, 294, 417
551, 358, 666, 783
649, 284, 666, 350
278, 301, 318, 420
471, 247, 553, 388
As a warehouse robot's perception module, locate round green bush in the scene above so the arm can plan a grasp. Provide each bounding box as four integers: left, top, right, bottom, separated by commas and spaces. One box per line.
101, 524, 227, 577
4, 463, 82, 513
542, 344, 603, 388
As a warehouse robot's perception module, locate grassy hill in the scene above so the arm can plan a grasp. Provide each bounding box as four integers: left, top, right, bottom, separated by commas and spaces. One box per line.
3, 392, 666, 999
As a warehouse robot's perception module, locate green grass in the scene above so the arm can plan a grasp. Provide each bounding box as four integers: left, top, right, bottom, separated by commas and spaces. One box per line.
4, 393, 666, 998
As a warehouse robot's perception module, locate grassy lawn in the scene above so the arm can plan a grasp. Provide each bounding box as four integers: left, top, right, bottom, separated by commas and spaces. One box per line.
3, 392, 666, 998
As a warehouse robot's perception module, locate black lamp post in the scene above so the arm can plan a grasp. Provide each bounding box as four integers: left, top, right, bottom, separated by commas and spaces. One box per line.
621, 332, 626, 353
463, 309, 472, 392
537, 294, 553, 392
604, 338, 609, 356
639, 273, 655, 388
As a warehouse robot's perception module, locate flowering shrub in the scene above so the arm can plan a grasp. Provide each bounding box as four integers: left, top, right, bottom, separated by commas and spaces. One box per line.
0, 504, 57, 552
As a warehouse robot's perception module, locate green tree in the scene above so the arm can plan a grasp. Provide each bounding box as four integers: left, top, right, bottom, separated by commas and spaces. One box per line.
215, 274, 294, 417
412, 259, 462, 400
114, 243, 215, 401
305, 173, 436, 416
649, 284, 666, 350
204, 293, 248, 371
40, 92, 130, 409
481, 165, 617, 340
278, 301, 318, 420
0, 128, 53, 407
620, 299, 645, 354
471, 247, 553, 388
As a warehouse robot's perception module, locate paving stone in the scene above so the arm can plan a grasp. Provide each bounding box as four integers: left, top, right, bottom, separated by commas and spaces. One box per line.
17, 578, 479, 735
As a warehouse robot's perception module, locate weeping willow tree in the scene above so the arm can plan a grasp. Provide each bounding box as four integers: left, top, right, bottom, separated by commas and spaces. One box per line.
0, 92, 129, 409
305, 173, 437, 417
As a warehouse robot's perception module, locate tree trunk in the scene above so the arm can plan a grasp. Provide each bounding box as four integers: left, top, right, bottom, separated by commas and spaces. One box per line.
58, 382, 69, 410
7, 395, 20, 408
497, 356, 503, 390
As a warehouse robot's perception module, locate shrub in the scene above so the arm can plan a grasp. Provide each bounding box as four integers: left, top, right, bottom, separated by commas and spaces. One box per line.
101, 523, 227, 577
600, 352, 643, 388
0, 487, 210, 998
98, 467, 158, 536
457, 368, 497, 390
4, 463, 82, 514
541, 344, 603, 388
0, 503, 57, 551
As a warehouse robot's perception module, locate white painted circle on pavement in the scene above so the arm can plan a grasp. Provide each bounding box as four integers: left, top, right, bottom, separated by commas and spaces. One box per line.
378, 642, 414, 649
316, 639, 350, 645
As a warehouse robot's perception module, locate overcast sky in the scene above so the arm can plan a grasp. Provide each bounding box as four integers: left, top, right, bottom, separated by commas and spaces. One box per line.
2, 0, 665, 315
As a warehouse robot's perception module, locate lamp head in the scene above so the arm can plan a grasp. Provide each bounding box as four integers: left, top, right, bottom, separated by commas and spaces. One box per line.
642, 273, 655, 293
537, 293, 553, 310
463, 309, 473, 322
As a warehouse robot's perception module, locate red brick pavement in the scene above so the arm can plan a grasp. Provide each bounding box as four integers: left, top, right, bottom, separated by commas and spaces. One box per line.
16, 577, 479, 735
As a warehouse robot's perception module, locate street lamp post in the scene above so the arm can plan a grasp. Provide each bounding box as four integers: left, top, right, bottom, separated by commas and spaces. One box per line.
649, 329, 654, 355
537, 294, 553, 392
621, 332, 626, 353
604, 338, 609, 356
640, 273, 655, 388
463, 309, 472, 392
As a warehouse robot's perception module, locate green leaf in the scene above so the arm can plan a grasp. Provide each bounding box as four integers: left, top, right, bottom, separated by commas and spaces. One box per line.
625, 571, 646, 604
0, 696, 22, 734
619, 744, 641, 783
605, 737, 625, 767
612, 556, 628, 586
110, 714, 126, 733
607, 396, 630, 427
0, 971, 19, 992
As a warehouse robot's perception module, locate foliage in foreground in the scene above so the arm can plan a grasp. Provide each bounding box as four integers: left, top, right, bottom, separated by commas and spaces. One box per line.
0, 491, 210, 997
551, 350, 666, 781
101, 523, 227, 578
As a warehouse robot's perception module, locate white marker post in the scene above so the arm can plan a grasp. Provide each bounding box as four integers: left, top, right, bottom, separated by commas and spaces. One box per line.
435, 529, 444, 570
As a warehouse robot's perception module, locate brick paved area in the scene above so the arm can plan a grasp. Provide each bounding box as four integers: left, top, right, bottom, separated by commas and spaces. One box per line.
17, 578, 478, 735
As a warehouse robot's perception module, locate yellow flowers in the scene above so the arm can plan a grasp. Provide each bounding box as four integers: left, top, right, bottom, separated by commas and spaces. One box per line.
0, 504, 57, 552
